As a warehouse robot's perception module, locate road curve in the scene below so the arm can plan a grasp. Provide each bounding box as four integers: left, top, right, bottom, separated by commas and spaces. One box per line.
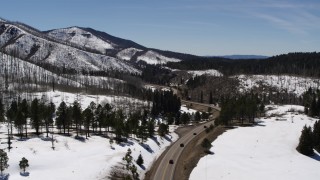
151, 120, 215, 180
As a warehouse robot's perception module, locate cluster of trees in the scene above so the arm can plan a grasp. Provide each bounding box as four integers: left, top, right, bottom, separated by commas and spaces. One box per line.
151, 90, 181, 117
0, 96, 166, 143
297, 120, 320, 156
140, 64, 175, 85
216, 94, 264, 125
4, 98, 55, 138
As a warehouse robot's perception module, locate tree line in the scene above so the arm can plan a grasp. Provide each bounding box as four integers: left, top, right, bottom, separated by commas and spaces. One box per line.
215, 94, 264, 126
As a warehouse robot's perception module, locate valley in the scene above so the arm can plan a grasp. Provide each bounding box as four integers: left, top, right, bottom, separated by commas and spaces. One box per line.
0, 14, 320, 180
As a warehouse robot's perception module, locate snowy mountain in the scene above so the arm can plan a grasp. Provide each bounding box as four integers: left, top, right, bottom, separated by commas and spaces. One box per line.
0, 22, 140, 74
47, 27, 115, 54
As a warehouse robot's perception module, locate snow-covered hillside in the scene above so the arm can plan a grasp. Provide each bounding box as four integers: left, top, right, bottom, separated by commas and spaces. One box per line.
0, 52, 80, 90
0, 23, 140, 74
47, 27, 114, 53
190, 105, 320, 180
234, 75, 320, 96
137, 50, 181, 65
188, 69, 223, 77
117, 48, 143, 61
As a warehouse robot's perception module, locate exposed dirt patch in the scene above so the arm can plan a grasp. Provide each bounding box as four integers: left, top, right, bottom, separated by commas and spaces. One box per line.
173, 125, 227, 180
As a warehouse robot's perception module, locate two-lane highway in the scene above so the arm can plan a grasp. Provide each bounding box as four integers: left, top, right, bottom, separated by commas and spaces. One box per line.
151, 120, 215, 180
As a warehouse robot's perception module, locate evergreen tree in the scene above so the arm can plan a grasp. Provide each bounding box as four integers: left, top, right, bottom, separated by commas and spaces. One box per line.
158, 123, 168, 137
19, 157, 29, 173
72, 101, 82, 137
56, 101, 67, 134
0, 99, 4, 122
30, 98, 41, 135
136, 154, 144, 167
313, 120, 320, 152
83, 107, 93, 138
180, 112, 190, 124
147, 119, 155, 137
297, 125, 314, 156
0, 149, 9, 175
20, 99, 29, 138
194, 111, 201, 122
122, 148, 138, 180
209, 91, 213, 104
201, 138, 212, 151
6, 100, 18, 135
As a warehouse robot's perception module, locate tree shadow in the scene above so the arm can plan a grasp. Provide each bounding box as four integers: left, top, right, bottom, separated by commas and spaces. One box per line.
20, 172, 30, 176
150, 136, 160, 146
311, 150, 320, 161
139, 143, 154, 153
0, 173, 9, 180
139, 164, 146, 170
163, 135, 172, 142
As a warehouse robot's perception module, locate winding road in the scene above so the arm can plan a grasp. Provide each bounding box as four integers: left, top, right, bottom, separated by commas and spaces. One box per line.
145, 83, 220, 180
151, 120, 216, 180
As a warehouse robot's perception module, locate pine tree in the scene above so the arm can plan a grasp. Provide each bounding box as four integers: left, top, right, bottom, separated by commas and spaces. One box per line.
19, 157, 29, 173
83, 107, 93, 138
136, 154, 144, 167
209, 91, 213, 104
20, 99, 29, 138
194, 111, 201, 122
0, 149, 9, 175
72, 101, 82, 137
30, 98, 41, 135
313, 120, 320, 152
158, 123, 168, 137
201, 138, 212, 152
297, 125, 314, 156
0, 99, 4, 122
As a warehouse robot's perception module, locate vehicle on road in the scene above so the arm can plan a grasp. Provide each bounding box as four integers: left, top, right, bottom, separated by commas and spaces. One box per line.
169, 160, 174, 164
180, 143, 184, 147
204, 125, 207, 128
193, 132, 197, 135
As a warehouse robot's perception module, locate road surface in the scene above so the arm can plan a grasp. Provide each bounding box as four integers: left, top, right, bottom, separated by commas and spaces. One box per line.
151, 120, 216, 180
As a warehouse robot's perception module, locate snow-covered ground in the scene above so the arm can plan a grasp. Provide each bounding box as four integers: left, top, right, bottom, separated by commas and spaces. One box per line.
0, 124, 178, 180
117, 48, 143, 61
17, 91, 150, 114
188, 69, 223, 77
235, 75, 320, 96
190, 105, 320, 180
47, 27, 114, 53
137, 50, 181, 65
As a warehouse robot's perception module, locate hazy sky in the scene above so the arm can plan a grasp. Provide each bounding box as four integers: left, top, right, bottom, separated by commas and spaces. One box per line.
1, 0, 320, 56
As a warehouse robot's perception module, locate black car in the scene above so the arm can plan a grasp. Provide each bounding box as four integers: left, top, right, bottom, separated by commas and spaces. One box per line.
193, 132, 197, 135
204, 125, 207, 128
180, 143, 184, 147
169, 159, 174, 164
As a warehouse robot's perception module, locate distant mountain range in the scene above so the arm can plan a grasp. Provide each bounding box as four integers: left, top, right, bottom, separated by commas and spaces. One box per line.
206, 55, 269, 59
221, 55, 269, 59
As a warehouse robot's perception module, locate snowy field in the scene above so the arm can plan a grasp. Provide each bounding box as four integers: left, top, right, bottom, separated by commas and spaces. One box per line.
16, 91, 150, 113
188, 69, 223, 77
190, 105, 320, 180
0, 124, 178, 180
235, 74, 320, 96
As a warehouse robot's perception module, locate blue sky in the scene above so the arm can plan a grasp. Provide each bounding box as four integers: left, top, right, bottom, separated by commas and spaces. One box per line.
1, 0, 320, 56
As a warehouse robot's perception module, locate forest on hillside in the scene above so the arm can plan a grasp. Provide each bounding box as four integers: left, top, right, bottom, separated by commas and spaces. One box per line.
167, 52, 320, 77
